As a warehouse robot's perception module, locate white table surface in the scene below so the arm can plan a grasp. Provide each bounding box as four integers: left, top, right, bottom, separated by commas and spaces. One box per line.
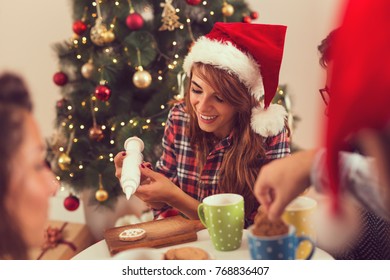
72, 229, 334, 260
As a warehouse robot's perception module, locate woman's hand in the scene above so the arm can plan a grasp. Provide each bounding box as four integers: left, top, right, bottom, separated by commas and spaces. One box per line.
113, 151, 151, 183
253, 149, 317, 221
136, 166, 180, 204
113, 151, 127, 180
136, 166, 200, 220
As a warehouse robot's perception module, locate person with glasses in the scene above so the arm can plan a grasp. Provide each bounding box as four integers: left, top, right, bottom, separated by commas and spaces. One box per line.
253, 14, 390, 259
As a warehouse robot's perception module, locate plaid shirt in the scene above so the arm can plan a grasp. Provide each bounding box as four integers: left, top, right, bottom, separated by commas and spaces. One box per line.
155, 102, 290, 226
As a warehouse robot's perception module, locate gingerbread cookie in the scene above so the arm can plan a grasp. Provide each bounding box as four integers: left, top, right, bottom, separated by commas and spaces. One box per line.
164, 247, 209, 260
118, 228, 146, 242
252, 206, 289, 237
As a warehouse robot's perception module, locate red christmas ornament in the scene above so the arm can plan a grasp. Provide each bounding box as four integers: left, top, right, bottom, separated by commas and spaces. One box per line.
53, 72, 68, 86
56, 98, 66, 108
186, 0, 202, 5
242, 15, 252, 23
63, 194, 80, 211
126, 13, 144, 30
94, 85, 111, 101
250, 11, 259, 20
72, 20, 87, 35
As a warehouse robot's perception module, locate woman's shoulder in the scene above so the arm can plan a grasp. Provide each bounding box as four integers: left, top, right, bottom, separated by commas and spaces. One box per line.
168, 100, 189, 121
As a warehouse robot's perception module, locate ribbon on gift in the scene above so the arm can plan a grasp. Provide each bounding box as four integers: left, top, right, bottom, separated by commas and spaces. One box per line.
37, 222, 77, 260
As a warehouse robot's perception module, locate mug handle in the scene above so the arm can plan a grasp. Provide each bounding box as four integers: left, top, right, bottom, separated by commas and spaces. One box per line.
296, 236, 316, 260
197, 203, 208, 228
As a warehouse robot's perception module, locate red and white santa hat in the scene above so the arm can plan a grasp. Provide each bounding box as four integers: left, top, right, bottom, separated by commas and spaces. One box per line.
183, 22, 287, 137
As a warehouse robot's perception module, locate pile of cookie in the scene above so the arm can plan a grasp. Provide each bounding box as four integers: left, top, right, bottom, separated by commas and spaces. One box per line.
163, 247, 210, 260
252, 206, 289, 236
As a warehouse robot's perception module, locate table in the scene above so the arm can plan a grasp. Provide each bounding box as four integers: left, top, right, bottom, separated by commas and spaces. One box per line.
72, 229, 334, 260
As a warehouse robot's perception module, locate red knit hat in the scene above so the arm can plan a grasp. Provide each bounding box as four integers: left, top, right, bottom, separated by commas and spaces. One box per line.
183, 22, 287, 137
326, 0, 390, 214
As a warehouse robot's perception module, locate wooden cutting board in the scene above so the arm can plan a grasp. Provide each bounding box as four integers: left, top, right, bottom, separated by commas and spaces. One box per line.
104, 216, 205, 256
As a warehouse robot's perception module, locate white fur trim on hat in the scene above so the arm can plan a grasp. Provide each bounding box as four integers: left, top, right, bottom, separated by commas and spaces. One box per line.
251, 104, 287, 137
183, 37, 265, 101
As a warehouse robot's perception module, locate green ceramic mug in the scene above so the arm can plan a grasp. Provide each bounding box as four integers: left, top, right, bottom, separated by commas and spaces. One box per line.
198, 193, 244, 251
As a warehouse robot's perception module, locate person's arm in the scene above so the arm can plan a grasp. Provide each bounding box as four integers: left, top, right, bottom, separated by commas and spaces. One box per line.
312, 149, 390, 220
136, 166, 200, 219
253, 149, 317, 221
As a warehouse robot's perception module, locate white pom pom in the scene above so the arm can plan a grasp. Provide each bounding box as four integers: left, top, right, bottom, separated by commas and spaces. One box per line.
251, 104, 287, 137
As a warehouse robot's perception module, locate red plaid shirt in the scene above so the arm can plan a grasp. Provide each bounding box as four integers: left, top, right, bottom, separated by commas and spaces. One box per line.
155, 102, 290, 226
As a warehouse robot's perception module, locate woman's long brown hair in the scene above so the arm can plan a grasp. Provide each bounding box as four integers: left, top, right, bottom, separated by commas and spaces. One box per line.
184, 63, 267, 218
0, 106, 29, 260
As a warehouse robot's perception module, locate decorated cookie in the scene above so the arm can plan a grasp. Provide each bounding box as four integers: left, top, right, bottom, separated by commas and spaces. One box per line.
118, 228, 146, 242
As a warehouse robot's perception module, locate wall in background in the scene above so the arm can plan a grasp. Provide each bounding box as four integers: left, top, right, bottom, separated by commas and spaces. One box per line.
0, 0, 342, 223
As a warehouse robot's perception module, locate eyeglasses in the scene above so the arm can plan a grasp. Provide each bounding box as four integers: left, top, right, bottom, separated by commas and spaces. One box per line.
319, 86, 330, 106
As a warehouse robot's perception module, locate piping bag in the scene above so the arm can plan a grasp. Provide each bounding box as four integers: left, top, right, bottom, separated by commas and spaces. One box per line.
120, 136, 144, 200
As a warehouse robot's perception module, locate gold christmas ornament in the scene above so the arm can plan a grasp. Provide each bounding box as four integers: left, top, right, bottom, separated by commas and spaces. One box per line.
81, 60, 94, 79
90, 22, 108, 46
89, 125, 104, 141
95, 188, 109, 202
95, 174, 109, 202
102, 29, 115, 44
133, 67, 152, 89
222, 3, 234, 17
58, 153, 71, 171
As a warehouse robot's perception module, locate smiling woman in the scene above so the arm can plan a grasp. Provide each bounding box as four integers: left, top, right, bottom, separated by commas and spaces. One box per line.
114, 22, 290, 227
189, 64, 240, 139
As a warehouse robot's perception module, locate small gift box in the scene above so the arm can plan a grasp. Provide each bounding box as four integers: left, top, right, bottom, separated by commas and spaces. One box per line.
29, 220, 95, 260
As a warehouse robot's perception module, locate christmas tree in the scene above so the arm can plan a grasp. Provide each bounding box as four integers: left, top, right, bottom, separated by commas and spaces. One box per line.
47, 0, 285, 210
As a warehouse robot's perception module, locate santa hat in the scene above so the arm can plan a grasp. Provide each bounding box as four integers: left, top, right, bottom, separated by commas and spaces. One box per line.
326, 0, 390, 214
183, 22, 287, 137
